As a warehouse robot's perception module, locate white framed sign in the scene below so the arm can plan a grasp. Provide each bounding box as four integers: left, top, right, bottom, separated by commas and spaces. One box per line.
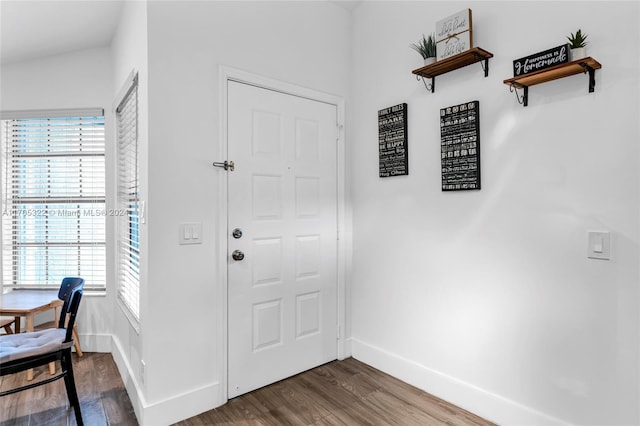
436, 9, 473, 60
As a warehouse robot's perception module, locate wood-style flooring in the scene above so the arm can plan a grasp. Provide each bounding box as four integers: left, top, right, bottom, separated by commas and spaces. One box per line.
1, 353, 495, 426
176, 357, 494, 426
0, 352, 137, 426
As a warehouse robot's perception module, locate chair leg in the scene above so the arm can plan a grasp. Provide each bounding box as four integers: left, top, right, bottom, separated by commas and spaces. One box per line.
62, 350, 83, 426
72, 325, 83, 357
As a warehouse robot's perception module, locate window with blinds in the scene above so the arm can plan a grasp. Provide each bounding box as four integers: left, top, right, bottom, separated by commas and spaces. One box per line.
116, 74, 140, 320
1, 111, 106, 291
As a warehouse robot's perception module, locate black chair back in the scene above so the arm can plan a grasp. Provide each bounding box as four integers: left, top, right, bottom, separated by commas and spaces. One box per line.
56, 277, 84, 330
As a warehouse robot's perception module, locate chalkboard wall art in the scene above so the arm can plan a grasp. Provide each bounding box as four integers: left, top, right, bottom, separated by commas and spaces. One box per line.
440, 101, 480, 191
378, 103, 408, 178
513, 44, 569, 77
436, 9, 473, 61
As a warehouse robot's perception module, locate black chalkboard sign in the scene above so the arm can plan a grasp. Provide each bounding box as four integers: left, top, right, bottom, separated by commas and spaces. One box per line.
440, 101, 480, 191
378, 103, 408, 178
513, 44, 569, 77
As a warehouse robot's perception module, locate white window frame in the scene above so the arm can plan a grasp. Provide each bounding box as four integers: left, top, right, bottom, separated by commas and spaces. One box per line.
115, 72, 141, 322
0, 108, 106, 291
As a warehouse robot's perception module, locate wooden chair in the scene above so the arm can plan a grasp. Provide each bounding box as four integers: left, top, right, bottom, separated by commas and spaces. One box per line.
0, 316, 16, 334
35, 288, 84, 357
0, 277, 85, 426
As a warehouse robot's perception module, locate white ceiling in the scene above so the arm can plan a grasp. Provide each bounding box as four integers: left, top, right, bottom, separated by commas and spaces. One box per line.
0, 1, 124, 65
0, 0, 361, 66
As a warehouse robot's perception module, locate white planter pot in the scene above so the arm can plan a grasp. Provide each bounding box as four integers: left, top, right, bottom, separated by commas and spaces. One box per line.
424, 57, 436, 66
570, 47, 586, 61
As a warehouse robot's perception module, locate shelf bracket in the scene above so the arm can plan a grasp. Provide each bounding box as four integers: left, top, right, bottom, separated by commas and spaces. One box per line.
509, 84, 528, 107
416, 75, 434, 93
578, 63, 597, 93
473, 53, 490, 77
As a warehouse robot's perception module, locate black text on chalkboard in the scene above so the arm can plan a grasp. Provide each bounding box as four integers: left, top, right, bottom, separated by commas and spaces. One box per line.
440, 101, 480, 191
378, 103, 408, 178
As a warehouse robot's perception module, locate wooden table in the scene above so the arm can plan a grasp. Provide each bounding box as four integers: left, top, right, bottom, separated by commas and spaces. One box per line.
0, 289, 62, 379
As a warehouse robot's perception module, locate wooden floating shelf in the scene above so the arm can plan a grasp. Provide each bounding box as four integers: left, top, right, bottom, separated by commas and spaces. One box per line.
503, 57, 602, 106
412, 47, 494, 93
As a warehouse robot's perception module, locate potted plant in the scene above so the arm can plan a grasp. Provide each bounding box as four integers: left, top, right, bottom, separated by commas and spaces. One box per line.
410, 33, 437, 65
567, 29, 588, 61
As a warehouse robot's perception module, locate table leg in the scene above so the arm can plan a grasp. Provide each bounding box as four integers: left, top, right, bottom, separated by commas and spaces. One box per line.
14, 316, 21, 333
25, 314, 35, 380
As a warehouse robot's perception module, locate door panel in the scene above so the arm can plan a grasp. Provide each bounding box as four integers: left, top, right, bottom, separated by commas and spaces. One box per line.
227, 81, 338, 398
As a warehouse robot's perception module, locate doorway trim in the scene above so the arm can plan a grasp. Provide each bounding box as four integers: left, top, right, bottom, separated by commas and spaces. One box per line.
217, 66, 348, 403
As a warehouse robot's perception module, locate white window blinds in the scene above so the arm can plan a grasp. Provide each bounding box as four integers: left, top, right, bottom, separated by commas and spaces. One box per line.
1, 112, 106, 290
116, 74, 140, 320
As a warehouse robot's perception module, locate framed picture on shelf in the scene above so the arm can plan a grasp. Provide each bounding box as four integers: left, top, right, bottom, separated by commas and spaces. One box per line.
436, 8, 473, 60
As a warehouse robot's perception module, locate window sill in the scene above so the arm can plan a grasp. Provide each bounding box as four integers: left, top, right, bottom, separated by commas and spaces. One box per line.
82, 290, 107, 297
117, 298, 140, 335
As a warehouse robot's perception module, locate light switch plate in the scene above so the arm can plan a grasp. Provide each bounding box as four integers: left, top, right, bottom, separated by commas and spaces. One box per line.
587, 231, 610, 260
180, 223, 202, 245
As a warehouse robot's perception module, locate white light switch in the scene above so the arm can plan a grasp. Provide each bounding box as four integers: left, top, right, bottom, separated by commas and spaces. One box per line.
587, 231, 610, 260
593, 237, 603, 253
180, 223, 202, 245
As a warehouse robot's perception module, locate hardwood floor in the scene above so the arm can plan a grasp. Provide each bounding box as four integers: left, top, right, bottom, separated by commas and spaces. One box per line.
0, 352, 137, 426
1, 354, 494, 426
176, 358, 495, 426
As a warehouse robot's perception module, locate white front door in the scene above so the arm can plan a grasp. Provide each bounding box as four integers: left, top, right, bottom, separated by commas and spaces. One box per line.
227, 80, 338, 398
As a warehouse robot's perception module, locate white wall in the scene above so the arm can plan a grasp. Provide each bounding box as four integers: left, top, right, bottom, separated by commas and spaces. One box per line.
4, 2, 639, 425
109, 0, 149, 423
350, 2, 639, 425
137, 2, 350, 424
0, 2, 349, 424
0, 47, 115, 352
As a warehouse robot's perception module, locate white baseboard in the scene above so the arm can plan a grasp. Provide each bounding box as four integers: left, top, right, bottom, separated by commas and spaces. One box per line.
110, 334, 224, 426
142, 379, 223, 426
77, 333, 112, 353
111, 334, 146, 423
351, 338, 570, 426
